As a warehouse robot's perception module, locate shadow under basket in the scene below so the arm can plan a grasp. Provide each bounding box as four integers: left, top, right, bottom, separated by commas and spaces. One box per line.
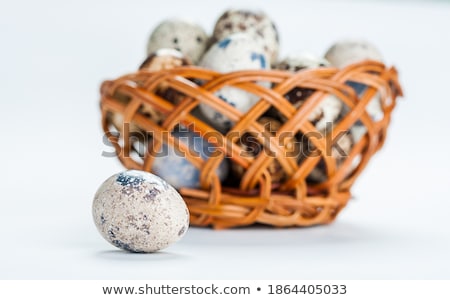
100, 61, 403, 229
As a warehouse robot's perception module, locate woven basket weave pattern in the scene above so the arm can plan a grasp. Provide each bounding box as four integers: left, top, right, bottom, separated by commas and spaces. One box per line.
100, 61, 402, 229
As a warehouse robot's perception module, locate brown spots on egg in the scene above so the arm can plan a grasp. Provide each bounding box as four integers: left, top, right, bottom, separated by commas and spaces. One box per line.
92, 171, 190, 253
212, 9, 280, 63
223, 22, 233, 30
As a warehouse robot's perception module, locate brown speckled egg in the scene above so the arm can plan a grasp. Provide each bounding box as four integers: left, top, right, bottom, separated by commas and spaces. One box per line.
212, 9, 279, 64
147, 19, 208, 64
92, 170, 189, 253
199, 33, 269, 132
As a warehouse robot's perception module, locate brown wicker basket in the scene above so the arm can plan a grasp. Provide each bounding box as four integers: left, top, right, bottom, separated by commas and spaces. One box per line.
100, 61, 402, 229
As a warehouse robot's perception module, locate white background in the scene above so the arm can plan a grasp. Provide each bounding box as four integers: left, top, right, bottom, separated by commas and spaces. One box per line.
1, 0, 449, 279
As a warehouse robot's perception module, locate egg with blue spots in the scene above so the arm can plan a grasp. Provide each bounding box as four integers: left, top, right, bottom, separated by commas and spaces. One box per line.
212, 9, 280, 64
151, 126, 229, 189
199, 33, 269, 131
92, 170, 189, 253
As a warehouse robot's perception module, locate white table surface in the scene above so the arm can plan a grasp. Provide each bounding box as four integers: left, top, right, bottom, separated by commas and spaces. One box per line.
1, 0, 450, 279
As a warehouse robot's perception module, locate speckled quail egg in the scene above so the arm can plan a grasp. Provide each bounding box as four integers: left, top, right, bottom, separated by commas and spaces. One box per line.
213, 9, 279, 64
199, 33, 269, 132
92, 170, 189, 253
147, 19, 208, 64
